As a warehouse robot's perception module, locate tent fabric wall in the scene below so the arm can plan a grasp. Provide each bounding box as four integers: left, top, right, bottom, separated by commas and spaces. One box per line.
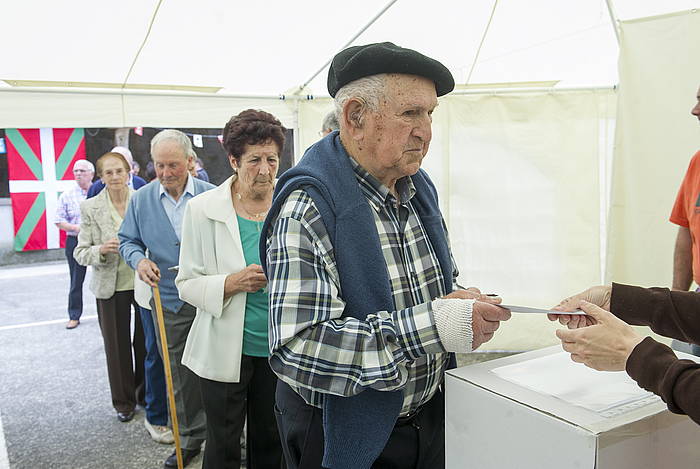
607, 9, 700, 287
425, 90, 616, 349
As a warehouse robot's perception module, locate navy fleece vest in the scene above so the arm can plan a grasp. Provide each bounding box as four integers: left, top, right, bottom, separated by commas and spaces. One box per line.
260, 131, 453, 469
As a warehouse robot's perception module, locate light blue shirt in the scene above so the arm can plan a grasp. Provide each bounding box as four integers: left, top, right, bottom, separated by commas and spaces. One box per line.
159, 175, 195, 240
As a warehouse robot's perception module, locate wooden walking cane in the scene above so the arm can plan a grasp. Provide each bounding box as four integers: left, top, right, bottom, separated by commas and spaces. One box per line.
152, 284, 184, 469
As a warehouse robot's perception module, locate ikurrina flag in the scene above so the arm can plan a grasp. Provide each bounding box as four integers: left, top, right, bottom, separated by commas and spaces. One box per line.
6, 128, 86, 251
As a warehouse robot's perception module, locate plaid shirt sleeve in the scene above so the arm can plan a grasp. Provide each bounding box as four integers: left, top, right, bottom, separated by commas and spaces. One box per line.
266, 189, 446, 398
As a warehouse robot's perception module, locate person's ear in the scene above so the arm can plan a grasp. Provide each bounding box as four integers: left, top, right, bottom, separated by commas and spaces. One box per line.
228, 154, 238, 171
342, 98, 368, 141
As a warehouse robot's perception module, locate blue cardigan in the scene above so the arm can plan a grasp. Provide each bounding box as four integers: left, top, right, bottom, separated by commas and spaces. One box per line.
119, 177, 214, 311
261, 132, 453, 469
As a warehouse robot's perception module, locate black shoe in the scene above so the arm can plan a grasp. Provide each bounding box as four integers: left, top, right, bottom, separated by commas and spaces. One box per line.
116, 410, 135, 422
164, 448, 201, 468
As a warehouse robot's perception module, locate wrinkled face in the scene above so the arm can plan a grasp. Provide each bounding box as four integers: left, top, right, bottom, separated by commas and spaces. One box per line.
101, 156, 129, 190
692, 86, 700, 123
72, 161, 94, 188
152, 140, 192, 192
230, 141, 279, 196
360, 74, 437, 182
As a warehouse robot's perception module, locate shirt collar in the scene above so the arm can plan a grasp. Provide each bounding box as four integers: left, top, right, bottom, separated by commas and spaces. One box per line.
347, 156, 416, 210
159, 174, 195, 200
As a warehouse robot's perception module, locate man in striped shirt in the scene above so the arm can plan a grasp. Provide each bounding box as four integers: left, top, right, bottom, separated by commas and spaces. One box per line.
263, 42, 511, 469
55, 159, 94, 329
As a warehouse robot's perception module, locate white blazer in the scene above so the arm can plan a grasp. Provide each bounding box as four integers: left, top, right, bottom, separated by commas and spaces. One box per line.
176, 175, 249, 383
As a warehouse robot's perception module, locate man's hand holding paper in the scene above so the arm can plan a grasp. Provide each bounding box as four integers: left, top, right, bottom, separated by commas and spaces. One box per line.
433, 287, 511, 353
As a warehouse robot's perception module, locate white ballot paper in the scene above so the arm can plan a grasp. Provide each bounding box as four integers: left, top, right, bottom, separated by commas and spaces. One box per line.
498, 304, 585, 315
491, 351, 656, 414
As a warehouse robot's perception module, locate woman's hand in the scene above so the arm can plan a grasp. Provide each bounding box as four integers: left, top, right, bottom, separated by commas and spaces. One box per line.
99, 237, 120, 255
224, 264, 267, 297
548, 285, 612, 329
556, 301, 643, 371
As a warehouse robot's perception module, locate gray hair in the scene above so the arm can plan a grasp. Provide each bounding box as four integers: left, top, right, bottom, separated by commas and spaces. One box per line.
321, 111, 339, 132
74, 159, 95, 173
333, 74, 387, 127
150, 129, 193, 159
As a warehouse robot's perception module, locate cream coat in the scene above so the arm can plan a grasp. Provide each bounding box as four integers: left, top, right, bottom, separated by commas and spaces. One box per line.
176, 175, 250, 383
74, 188, 134, 299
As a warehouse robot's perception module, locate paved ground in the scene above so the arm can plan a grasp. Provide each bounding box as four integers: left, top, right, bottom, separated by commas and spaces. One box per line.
0, 260, 515, 469
0, 261, 202, 469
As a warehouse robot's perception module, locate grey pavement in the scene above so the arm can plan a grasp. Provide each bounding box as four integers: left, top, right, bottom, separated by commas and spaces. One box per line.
0, 261, 203, 469
0, 260, 512, 469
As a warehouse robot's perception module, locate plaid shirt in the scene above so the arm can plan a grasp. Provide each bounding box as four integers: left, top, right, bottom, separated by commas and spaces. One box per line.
55, 182, 87, 237
266, 157, 457, 415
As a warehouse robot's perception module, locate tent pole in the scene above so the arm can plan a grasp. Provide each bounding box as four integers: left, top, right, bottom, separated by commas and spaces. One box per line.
295, 0, 399, 93
605, 0, 621, 45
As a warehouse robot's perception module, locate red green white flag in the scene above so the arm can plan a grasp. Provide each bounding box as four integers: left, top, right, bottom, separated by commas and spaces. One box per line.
6, 128, 86, 251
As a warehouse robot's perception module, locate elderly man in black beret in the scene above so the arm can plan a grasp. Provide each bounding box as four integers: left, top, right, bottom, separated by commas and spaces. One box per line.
261, 42, 511, 469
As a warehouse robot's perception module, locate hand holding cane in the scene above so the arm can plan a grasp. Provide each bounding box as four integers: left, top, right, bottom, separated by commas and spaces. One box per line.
152, 284, 184, 469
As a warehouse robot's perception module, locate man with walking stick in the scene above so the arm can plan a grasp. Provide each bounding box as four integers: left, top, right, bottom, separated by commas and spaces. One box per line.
119, 129, 214, 468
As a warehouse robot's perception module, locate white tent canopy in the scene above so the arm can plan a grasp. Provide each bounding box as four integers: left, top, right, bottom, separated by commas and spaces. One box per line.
2, 0, 699, 350
1, 0, 697, 124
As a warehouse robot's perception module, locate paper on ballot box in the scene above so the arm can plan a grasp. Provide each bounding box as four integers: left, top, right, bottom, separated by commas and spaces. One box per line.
445, 345, 700, 469
491, 352, 655, 414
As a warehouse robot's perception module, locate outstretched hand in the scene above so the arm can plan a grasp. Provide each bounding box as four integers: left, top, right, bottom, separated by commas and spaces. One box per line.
548, 285, 612, 328
556, 301, 643, 371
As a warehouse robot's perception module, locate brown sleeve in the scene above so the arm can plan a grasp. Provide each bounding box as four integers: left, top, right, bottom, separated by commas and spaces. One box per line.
611, 283, 700, 344
626, 337, 700, 424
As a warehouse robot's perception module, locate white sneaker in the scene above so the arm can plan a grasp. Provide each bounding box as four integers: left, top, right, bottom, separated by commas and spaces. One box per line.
144, 419, 174, 444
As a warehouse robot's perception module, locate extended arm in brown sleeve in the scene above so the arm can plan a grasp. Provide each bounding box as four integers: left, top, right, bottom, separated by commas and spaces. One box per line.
612, 283, 700, 424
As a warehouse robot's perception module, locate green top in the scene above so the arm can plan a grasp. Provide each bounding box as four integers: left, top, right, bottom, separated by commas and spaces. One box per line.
107, 191, 134, 292
237, 215, 269, 357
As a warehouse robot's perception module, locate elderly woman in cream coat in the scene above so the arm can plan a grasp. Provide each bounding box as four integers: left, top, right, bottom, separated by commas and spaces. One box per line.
74, 151, 145, 423
175, 109, 285, 469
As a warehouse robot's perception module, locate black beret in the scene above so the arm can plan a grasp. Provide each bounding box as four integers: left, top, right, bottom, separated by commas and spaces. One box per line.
327, 42, 455, 98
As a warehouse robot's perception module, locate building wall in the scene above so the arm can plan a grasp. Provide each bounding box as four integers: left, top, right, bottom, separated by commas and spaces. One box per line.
0, 199, 64, 265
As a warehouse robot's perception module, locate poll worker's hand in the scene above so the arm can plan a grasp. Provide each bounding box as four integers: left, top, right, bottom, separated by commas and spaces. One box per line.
548, 285, 612, 328
137, 258, 161, 287
225, 264, 267, 296
471, 302, 512, 350
556, 301, 643, 371
99, 237, 120, 255
443, 288, 502, 305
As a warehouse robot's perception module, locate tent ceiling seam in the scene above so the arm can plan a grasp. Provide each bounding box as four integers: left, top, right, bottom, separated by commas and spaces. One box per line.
465, 0, 498, 85
294, 0, 399, 95
605, 0, 621, 45
122, 0, 164, 89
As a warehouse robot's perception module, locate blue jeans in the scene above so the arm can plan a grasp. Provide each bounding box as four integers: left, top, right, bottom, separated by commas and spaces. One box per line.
65, 236, 86, 320
139, 306, 169, 426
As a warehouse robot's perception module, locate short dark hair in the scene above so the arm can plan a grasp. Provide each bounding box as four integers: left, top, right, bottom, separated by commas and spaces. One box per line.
222, 109, 286, 160
95, 152, 130, 178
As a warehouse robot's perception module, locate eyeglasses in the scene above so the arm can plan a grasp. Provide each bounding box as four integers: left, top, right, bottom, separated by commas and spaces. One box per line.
73, 169, 89, 173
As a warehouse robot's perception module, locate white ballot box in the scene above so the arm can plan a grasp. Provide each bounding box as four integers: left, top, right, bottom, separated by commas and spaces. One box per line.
445, 345, 700, 468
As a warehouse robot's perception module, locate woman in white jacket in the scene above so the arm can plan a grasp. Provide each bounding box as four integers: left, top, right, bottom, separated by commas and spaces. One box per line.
74, 151, 145, 423
176, 109, 286, 469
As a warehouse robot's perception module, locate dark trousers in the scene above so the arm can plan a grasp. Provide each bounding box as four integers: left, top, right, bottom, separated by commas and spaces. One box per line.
275, 382, 445, 469
199, 355, 284, 469
139, 306, 168, 426
150, 302, 206, 451
65, 235, 86, 320
96, 290, 146, 413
